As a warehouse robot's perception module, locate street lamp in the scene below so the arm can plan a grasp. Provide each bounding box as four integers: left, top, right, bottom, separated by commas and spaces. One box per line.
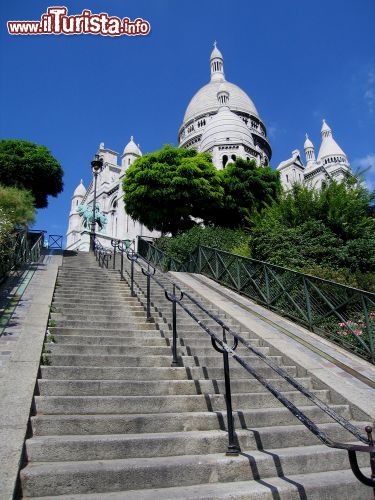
90, 154, 104, 251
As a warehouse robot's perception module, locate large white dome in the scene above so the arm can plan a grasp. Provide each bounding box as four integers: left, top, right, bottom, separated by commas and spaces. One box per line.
184, 80, 259, 123
199, 105, 254, 152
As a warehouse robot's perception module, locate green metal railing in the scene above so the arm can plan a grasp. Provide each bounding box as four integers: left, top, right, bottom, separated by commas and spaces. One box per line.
138, 237, 188, 272
0, 230, 44, 284
138, 238, 375, 364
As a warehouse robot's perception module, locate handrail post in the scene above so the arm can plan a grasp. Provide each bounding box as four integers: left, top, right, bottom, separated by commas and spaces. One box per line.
146, 273, 151, 321
120, 249, 124, 280
141, 266, 155, 322
171, 284, 179, 366
222, 327, 241, 456
303, 276, 313, 331
130, 252, 136, 297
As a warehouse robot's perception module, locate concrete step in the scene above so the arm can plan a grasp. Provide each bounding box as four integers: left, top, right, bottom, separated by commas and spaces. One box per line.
40, 365, 299, 381
53, 301, 144, 314
43, 353, 284, 368
48, 326, 157, 336
50, 311, 146, 321
47, 320, 151, 329
44, 345, 173, 356
24, 469, 373, 499
30, 404, 352, 436
37, 377, 313, 396
53, 335, 168, 346
20, 446, 370, 498
34, 390, 331, 414
25, 422, 364, 463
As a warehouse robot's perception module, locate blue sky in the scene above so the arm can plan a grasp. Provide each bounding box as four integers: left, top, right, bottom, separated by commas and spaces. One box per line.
1, 0, 374, 243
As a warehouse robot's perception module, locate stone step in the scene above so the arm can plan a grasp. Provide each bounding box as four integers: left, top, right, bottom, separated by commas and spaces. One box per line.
50, 311, 146, 320
40, 365, 299, 381
53, 297, 138, 306
25, 422, 363, 463
24, 469, 373, 500
44, 353, 284, 368
48, 320, 151, 329
45, 345, 173, 356
37, 377, 313, 396
45, 343, 270, 356
49, 326, 156, 336
34, 390, 331, 414
20, 446, 370, 498
30, 404, 352, 436
53, 301, 145, 314
53, 335, 168, 346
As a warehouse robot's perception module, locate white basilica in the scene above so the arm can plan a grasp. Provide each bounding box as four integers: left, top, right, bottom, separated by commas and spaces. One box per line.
66, 43, 353, 250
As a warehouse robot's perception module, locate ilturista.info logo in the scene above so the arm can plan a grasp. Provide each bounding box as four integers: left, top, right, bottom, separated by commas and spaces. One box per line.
7, 6, 151, 36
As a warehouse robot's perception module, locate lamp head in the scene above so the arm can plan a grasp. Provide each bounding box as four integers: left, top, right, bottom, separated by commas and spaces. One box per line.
91, 154, 103, 174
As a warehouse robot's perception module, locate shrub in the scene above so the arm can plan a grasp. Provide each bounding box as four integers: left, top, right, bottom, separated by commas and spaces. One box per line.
155, 225, 248, 262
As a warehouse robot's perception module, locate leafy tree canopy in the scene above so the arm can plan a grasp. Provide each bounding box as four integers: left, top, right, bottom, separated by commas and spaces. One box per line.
0, 184, 36, 227
249, 179, 375, 276
215, 158, 281, 227
0, 140, 63, 208
123, 145, 223, 235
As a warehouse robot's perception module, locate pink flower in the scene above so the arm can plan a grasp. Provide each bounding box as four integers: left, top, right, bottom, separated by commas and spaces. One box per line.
339, 322, 346, 328
354, 329, 363, 336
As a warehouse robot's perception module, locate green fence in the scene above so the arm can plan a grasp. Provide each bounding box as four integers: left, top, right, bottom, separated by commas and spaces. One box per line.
0, 230, 44, 284
138, 238, 375, 364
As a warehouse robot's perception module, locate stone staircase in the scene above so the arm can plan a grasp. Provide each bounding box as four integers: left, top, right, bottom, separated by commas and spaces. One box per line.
20, 251, 372, 499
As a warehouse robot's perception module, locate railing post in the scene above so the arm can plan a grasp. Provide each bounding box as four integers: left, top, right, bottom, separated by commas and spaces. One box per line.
130, 256, 135, 296
264, 264, 270, 306
221, 328, 241, 456
171, 284, 179, 366
362, 295, 375, 365
120, 249, 124, 280
303, 277, 313, 331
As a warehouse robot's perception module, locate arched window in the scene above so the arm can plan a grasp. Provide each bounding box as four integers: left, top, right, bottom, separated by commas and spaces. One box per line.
286, 174, 289, 183
222, 155, 228, 168
231, 154, 236, 162
128, 158, 131, 165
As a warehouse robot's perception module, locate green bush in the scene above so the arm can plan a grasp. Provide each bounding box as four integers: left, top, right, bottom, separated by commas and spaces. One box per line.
0, 184, 36, 227
155, 226, 248, 262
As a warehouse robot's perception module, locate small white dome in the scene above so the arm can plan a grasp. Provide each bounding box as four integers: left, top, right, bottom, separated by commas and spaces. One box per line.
123, 136, 141, 156
304, 133, 314, 149
321, 119, 331, 133
73, 179, 86, 197
317, 120, 347, 160
210, 42, 223, 60
199, 106, 254, 152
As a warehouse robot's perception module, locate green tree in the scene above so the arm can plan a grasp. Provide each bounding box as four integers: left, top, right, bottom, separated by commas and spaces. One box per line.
0, 140, 63, 208
123, 145, 223, 235
0, 184, 36, 227
215, 158, 281, 227
249, 179, 375, 287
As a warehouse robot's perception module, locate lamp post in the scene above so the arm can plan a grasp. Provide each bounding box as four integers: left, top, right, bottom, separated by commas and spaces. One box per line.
90, 154, 104, 251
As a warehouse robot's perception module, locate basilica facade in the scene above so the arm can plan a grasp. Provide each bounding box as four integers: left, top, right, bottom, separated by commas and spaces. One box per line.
66, 44, 352, 250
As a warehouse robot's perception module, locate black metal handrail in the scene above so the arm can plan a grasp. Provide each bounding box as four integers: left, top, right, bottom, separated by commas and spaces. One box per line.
93, 240, 112, 268
101, 239, 375, 492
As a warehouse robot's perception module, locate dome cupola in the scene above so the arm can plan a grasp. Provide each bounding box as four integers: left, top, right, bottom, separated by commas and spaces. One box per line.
317, 119, 348, 164
304, 133, 315, 164
73, 179, 86, 198
199, 90, 255, 153
123, 136, 141, 156
210, 41, 225, 82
